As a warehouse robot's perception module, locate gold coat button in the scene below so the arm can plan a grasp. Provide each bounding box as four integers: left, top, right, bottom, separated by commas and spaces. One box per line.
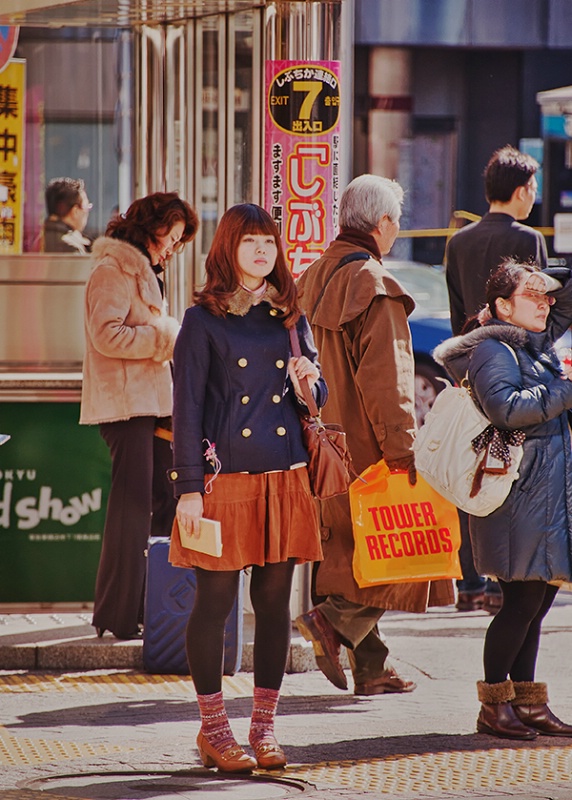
170, 470, 178, 480
241, 395, 250, 404
269, 308, 278, 316
276, 426, 286, 436
272, 394, 281, 404
275, 359, 285, 369
242, 428, 252, 438
238, 357, 248, 367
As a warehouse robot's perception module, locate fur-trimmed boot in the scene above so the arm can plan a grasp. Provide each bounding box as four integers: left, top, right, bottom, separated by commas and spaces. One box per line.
476, 679, 537, 740
512, 681, 572, 737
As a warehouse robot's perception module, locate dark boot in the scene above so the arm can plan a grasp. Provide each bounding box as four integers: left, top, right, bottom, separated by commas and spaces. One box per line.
512, 681, 572, 737
476, 680, 537, 740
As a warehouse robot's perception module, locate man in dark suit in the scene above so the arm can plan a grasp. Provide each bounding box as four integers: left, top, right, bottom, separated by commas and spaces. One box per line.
447, 145, 547, 335
445, 145, 548, 614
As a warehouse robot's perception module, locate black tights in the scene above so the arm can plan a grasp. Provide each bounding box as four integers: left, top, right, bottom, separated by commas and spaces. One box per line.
186, 559, 297, 695
483, 579, 558, 684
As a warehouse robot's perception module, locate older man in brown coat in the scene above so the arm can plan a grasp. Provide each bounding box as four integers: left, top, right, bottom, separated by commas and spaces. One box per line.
296, 174, 453, 695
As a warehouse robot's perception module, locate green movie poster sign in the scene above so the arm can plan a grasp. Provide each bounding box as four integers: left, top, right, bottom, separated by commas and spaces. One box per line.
0, 402, 110, 602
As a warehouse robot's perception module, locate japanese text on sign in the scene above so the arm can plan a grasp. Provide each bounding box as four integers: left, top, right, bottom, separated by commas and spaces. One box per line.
0, 59, 25, 254
265, 61, 341, 278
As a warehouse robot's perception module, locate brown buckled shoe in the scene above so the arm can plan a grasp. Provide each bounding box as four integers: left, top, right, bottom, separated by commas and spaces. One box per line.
295, 608, 348, 690
354, 668, 417, 696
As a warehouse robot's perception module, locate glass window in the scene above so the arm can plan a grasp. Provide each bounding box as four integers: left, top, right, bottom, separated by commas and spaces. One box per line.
234, 13, 254, 204
15, 28, 127, 252
201, 18, 220, 255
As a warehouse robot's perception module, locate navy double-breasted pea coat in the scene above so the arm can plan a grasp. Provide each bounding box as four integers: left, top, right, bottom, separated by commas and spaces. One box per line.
170, 302, 327, 496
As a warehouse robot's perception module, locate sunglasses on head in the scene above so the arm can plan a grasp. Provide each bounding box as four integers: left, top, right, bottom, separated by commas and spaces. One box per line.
511, 289, 556, 306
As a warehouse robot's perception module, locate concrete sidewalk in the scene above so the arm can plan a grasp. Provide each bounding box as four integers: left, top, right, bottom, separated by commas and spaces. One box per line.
1, 594, 572, 799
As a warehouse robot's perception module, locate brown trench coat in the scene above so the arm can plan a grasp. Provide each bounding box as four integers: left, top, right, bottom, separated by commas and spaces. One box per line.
297, 235, 454, 612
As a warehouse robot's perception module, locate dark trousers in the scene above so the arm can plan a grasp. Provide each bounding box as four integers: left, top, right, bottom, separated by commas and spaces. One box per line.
456, 510, 486, 593
318, 595, 390, 686
457, 510, 501, 596
92, 416, 177, 638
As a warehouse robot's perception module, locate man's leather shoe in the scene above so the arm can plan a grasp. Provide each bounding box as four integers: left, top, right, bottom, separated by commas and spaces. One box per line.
456, 591, 485, 612
295, 608, 348, 690
483, 592, 503, 615
354, 668, 416, 696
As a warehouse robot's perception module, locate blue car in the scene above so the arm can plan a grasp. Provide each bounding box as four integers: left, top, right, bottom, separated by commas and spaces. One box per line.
385, 260, 452, 427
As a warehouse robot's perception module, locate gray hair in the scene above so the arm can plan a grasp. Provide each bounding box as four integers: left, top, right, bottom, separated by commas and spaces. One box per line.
339, 174, 404, 232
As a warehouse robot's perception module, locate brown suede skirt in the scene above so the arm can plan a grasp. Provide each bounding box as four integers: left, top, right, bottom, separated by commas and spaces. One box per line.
169, 466, 322, 571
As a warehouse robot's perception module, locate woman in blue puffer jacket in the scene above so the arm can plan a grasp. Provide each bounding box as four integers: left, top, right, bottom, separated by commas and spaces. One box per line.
434, 259, 572, 742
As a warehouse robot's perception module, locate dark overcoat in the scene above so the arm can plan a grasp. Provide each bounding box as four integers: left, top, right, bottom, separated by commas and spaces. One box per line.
445, 212, 548, 335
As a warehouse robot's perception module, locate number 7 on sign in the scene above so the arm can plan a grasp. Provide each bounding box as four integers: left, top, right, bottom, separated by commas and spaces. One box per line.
293, 81, 321, 119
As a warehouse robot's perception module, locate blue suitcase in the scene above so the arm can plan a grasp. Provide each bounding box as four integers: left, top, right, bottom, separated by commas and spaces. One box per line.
143, 536, 243, 675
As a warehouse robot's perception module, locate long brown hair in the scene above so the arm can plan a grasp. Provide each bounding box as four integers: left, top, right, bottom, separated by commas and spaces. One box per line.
195, 203, 301, 327
106, 192, 199, 251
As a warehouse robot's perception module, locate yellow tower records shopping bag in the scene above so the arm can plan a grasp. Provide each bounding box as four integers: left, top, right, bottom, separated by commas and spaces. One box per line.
350, 460, 462, 587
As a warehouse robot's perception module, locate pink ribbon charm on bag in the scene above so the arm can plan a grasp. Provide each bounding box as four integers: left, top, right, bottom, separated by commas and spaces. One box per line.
203, 438, 222, 494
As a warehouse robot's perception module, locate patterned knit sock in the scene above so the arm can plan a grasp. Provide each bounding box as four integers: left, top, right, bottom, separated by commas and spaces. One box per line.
249, 686, 280, 748
196, 691, 238, 753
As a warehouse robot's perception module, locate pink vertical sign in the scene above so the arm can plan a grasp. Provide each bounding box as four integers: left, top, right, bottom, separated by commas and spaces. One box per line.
265, 60, 341, 278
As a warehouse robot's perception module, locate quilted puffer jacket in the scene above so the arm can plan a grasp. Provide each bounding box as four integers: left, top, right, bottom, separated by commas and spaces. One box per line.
433, 269, 572, 582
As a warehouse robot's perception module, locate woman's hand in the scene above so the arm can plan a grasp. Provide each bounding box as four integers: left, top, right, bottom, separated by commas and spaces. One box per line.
288, 356, 320, 401
526, 273, 561, 293
176, 492, 203, 537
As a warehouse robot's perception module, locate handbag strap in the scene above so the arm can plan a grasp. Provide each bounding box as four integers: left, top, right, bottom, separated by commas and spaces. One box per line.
288, 327, 320, 418
310, 251, 372, 320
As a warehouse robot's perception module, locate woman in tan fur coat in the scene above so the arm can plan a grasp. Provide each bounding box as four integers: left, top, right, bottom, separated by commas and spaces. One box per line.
80, 192, 198, 640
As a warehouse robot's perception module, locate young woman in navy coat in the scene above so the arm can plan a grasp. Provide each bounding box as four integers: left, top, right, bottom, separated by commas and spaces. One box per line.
435, 260, 572, 741
169, 204, 327, 772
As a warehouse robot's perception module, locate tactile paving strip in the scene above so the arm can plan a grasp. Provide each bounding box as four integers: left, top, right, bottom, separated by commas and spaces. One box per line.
0, 729, 135, 767
0, 792, 75, 800
288, 747, 572, 794
0, 671, 253, 696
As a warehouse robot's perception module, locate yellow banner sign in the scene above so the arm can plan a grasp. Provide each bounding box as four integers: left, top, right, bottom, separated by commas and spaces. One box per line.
0, 59, 25, 254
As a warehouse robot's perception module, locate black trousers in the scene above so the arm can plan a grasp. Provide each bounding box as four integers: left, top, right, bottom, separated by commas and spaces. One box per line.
92, 416, 177, 638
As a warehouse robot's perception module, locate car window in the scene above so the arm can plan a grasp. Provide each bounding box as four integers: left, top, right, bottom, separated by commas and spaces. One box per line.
385, 261, 450, 318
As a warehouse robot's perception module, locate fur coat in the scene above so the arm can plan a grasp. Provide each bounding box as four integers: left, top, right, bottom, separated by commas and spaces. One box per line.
80, 236, 180, 425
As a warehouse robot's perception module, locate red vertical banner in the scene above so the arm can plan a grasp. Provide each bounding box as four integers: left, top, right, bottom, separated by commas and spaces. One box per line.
265, 61, 341, 278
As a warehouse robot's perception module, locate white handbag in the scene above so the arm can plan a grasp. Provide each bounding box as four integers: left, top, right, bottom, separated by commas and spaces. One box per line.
413, 380, 524, 517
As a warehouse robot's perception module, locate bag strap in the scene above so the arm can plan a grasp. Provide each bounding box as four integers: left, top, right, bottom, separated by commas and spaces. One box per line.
288, 327, 320, 418
310, 251, 372, 320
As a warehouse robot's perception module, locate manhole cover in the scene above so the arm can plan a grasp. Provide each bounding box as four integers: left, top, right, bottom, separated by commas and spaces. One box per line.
23, 769, 311, 799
